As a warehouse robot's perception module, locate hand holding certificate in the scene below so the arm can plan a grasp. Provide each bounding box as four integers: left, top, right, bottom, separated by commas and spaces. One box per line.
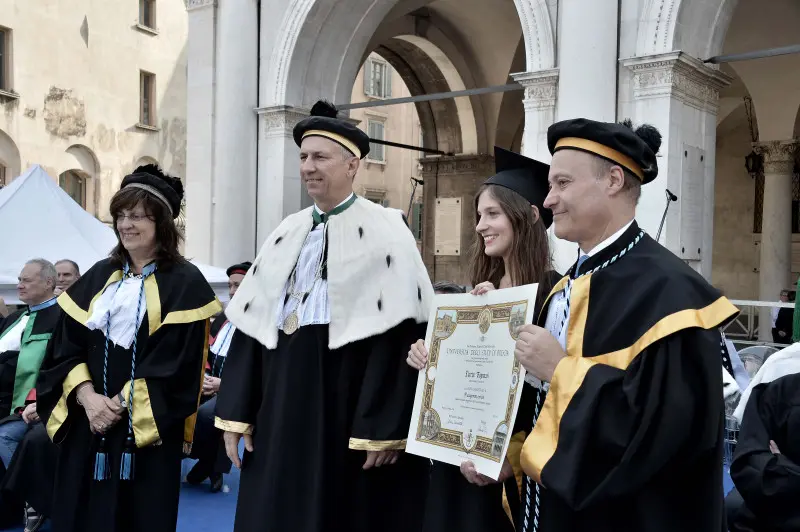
405, 284, 538, 480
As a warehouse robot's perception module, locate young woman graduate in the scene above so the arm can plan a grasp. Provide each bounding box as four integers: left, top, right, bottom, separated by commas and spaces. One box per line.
35, 164, 222, 532
407, 147, 561, 532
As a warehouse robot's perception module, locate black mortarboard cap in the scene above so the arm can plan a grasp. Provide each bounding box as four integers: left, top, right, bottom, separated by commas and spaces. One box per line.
226, 262, 252, 277
484, 147, 553, 228
120, 164, 183, 219
547, 118, 662, 184
293, 100, 371, 159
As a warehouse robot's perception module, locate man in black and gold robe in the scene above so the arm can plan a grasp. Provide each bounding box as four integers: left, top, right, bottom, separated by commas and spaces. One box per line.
36, 257, 221, 531
215, 100, 434, 532
512, 118, 739, 531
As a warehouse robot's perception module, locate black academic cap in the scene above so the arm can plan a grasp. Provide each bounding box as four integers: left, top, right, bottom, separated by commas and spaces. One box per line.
120, 164, 184, 219
484, 147, 553, 229
226, 262, 252, 277
547, 118, 662, 184
293, 100, 371, 159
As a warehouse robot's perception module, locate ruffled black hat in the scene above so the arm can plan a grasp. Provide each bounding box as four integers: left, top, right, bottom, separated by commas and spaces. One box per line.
484, 147, 553, 228
120, 164, 184, 219
293, 100, 371, 159
547, 118, 662, 184
226, 262, 252, 277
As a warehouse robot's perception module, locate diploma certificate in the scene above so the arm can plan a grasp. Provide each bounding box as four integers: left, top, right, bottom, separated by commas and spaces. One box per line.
405, 284, 538, 480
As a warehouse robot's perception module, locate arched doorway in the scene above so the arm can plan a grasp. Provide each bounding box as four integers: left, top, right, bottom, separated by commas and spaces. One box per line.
0, 128, 21, 186
61, 144, 100, 216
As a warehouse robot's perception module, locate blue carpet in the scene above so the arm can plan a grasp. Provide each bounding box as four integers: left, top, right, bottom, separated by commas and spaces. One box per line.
5, 456, 240, 532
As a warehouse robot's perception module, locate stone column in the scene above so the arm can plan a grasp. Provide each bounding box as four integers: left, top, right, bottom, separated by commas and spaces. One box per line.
621, 52, 731, 280
420, 155, 496, 285
557, 0, 618, 123
511, 69, 559, 162
255, 106, 309, 247
756, 140, 798, 341
184, 0, 217, 263
210, 0, 259, 266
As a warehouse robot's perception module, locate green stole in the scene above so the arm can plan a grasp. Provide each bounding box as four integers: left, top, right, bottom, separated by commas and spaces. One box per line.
0, 310, 53, 412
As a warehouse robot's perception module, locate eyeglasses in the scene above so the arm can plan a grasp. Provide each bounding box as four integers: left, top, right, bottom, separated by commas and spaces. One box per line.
116, 213, 152, 223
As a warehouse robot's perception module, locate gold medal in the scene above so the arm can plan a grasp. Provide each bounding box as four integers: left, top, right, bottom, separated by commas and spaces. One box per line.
283, 311, 299, 335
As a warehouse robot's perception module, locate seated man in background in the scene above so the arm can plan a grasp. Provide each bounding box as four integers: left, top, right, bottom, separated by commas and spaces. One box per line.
53, 260, 81, 297
0, 259, 60, 531
186, 262, 252, 491
727, 342, 800, 531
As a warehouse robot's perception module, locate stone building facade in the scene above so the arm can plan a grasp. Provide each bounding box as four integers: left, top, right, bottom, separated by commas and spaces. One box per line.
0, 0, 188, 223
186, 0, 800, 325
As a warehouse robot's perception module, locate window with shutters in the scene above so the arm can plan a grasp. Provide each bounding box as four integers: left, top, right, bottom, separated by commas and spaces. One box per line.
140, 0, 156, 30
0, 27, 11, 92
363, 58, 392, 99
411, 202, 423, 241
367, 120, 386, 162
0, 162, 6, 186
59, 170, 86, 208
140, 71, 156, 127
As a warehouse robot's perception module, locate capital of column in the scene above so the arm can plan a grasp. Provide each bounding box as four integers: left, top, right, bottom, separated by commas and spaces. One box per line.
754, 140, 799, 175
621, 52, 732, 113
257, 105, 309, 140
511, 69, 559, 111
186, 0, 216, 11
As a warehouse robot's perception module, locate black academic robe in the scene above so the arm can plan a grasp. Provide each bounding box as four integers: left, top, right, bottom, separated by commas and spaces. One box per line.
215, 318, 431, 532
0, 422, 56, 516
729, 372, 800, 531
518, 222, 739, 532
421, 269, 563, 532
35, 258, 221, 532
187, 312, 232, 475
0, 304, 60, 420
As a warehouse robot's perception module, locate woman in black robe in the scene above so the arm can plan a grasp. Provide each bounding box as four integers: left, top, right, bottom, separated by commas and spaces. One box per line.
35, 164, 221, 532
407, 148, 561, 532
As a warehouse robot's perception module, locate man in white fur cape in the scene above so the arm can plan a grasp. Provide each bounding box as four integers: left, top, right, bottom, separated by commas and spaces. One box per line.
214, 100, 435, 532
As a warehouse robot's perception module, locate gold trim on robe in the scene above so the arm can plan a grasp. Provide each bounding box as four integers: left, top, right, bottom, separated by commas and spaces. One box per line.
183, 320, 211, 455
46, 363, 92, 442
502, 430, 528, 525
347, 438, 407, 451
57, 271, 123, 325
214, 417, 254, 435
58, 269, 222, 336
521, 274, 739, 482
121, 378, 161, 448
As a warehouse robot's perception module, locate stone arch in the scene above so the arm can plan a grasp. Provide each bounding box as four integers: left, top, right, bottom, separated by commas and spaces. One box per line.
133, 155, 159, 170
0, 128, 22, 184
265, 0, 555, 108
635, 0, 739, 59
61, 144, 100, 214
494, 37, 527, 151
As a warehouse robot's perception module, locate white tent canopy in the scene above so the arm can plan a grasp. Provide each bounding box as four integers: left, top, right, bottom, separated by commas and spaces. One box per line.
0, 165, 229, 305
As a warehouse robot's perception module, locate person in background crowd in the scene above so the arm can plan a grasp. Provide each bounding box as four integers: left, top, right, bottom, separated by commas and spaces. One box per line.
0, 259, 60, 532
186, 261, 252, 492
35, 164, 221, 532
432, 281, 466, 295
510, 118, 738, 531
53, 260, 81, 297
408, 147, 561, 532
727, 342, 800, 530
215, 100, 434, 532
772, 290, 793, 345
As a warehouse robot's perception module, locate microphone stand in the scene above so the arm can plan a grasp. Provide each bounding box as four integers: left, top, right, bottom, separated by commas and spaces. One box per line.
656, 189, 678, 243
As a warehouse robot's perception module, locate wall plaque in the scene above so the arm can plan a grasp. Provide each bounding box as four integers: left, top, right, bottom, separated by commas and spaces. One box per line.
434, 197, 462, 256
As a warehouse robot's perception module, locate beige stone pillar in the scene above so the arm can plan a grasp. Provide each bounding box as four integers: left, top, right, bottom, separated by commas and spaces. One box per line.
756, 140, 798, 341
512, 69, 559, 162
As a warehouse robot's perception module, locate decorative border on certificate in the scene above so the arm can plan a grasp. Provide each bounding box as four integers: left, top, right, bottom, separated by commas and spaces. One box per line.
414, 299, 528, 462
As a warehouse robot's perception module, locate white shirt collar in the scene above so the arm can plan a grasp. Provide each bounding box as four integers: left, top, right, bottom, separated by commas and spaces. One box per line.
581, 219, 634, 258
314, 192, 355, 215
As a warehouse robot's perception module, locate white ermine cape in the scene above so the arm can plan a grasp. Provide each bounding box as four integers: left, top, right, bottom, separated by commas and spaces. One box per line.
226, 197, 435, 349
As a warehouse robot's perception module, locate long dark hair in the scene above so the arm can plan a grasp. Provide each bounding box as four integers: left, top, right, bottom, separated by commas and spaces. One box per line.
469, 184, 551, 290
109, 187, 184, 268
